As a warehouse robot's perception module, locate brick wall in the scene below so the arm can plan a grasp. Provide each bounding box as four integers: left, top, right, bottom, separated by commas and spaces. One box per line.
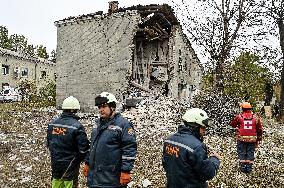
168, 26, 202, 101
56, 12, 141, 111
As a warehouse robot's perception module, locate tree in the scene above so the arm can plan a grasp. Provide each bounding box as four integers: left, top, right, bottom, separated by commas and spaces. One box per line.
0, 25, 51, 59
170, 0, 266, 91
24, 44, 36, 57
0, 26, 11, 49
49, 49, 56, 63
202, 51, 273, 106
36, 45, 49, 59
225, 52, 272, 101
263, 0, 284, 120
9, 34, 28, 53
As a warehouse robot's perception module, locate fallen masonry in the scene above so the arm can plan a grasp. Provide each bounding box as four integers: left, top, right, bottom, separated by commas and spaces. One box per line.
0, 94, 283, 187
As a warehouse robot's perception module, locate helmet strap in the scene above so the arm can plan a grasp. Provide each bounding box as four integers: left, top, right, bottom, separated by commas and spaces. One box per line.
63, 109, 77, 113
184, 121, 204, 141
184, 121, 200, 128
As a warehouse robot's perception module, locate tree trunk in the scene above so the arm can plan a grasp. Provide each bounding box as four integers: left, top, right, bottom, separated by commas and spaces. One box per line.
215, 61, 225, 92
278, 19, 284, 121
264, 82, 273, 106
279, 62, 284, 121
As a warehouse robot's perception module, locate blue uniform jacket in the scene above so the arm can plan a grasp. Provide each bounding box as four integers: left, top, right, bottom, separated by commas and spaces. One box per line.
87, 113, 137, 188
47, 112, 90, 180
162, 125, 220, 188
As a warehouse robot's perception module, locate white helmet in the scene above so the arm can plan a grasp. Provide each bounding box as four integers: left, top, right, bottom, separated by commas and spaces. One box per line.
182, 108, 210, 127
62, 96, 80, 110
95, 92, 118, 106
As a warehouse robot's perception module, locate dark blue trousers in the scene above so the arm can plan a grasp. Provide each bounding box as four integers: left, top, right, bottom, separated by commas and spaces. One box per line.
237, 141, 256, 173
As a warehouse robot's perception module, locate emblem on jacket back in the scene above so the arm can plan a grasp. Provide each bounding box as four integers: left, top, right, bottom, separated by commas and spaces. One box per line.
165, 144, 180, 158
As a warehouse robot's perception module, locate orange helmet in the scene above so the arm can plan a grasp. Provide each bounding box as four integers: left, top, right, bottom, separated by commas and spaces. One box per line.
240, 102, 252, 109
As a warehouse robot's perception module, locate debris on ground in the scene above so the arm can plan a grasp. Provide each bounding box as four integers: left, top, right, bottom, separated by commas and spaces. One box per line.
0, 95, 283, 187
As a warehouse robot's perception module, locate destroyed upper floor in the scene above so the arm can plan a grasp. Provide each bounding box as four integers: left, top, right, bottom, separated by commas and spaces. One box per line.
54, 2, 202, 110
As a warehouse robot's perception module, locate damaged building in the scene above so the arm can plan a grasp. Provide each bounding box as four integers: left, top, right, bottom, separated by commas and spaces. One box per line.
0, 47, 56, 90
54, 1, 202, 111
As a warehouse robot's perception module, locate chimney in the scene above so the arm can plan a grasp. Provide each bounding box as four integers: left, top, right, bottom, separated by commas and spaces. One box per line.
108, 1, 119, 15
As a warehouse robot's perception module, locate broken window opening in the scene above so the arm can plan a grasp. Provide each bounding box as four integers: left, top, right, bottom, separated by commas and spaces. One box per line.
41, 71, 47, 79
150, 67, 159, 80
2, 83, 9, 89
22, 68, 28, 78
178, 81, 188, 100
2, 64, 9, 75
134, 41, 147, 85
14, 67, 20, 78
178, 57, 183, 72
132, 24, 170, 95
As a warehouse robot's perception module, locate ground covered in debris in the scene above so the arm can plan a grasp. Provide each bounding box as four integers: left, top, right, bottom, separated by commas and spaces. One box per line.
0, 95, 283, 187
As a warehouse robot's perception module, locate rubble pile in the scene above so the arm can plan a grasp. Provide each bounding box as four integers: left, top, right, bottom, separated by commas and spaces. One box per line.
121, 94, 186, 187
0, 107, 57, 187
0, 95, 284, 187
190, 91, 240, 135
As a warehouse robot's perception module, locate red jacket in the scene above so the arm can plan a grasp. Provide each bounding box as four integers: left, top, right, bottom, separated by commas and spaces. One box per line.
231, 110, 263, 142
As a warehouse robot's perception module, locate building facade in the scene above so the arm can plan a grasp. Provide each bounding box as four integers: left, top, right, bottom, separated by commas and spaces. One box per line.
55, 2, 202, 111
0, 47, 56, 90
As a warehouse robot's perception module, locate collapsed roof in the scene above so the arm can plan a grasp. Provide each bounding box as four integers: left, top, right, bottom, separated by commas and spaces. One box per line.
55, 4, 179, 42
118, 4, 179, 41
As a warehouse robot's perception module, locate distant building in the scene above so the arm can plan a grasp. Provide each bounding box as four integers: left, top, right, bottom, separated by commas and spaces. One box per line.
55, 2, 202, 111
0, 47, 56, 90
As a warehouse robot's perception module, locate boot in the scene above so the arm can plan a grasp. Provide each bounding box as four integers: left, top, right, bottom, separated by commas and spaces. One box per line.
245, 163, 253, 173
239, 162, 247, 173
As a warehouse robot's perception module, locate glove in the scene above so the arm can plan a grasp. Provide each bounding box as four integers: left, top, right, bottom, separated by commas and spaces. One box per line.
120, 172, 131, 185
83, 163, 89, 177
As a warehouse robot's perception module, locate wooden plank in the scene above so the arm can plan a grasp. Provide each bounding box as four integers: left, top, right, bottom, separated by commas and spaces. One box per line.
130, 81, 151, 92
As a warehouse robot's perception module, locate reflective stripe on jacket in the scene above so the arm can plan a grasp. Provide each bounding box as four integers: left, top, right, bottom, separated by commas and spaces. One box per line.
87, 113, 137, 188
47, 112, 90, 180
162, 125, 220, 188
237, 135, 257, 142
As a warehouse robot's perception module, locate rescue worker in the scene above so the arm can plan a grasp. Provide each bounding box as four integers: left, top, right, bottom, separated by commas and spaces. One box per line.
47, 96, 90, 188
162, 108, 221, 188
231, 102, 263, 173
84, 92, 137, 188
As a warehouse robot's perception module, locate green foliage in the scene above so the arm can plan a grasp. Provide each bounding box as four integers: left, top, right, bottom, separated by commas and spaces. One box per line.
50, 49, 56, 63
0, 25, 51, 59
202, 52, 273, 103
17, 79, 37, 101
201, 70, 214, 91
0, 26, 11, 49
16, 79, 56, 106
36, 45, 49, 59
25, 44, 36, 57
38, 80, 56, 106
225, 52, 271, 101
9, 34, 28, 52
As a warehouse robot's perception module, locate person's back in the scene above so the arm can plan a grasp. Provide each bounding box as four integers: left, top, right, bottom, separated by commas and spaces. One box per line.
162, 108, 220, 188
48, 112, 89, 168
47, 96, 89, 188
231, 106, 262, 143
230, 102, 263, 173
232, 111, 258, 142
163, 126, 218, 188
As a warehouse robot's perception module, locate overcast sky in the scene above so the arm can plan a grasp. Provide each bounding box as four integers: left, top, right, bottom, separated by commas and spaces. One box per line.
0, 0, 169, 53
